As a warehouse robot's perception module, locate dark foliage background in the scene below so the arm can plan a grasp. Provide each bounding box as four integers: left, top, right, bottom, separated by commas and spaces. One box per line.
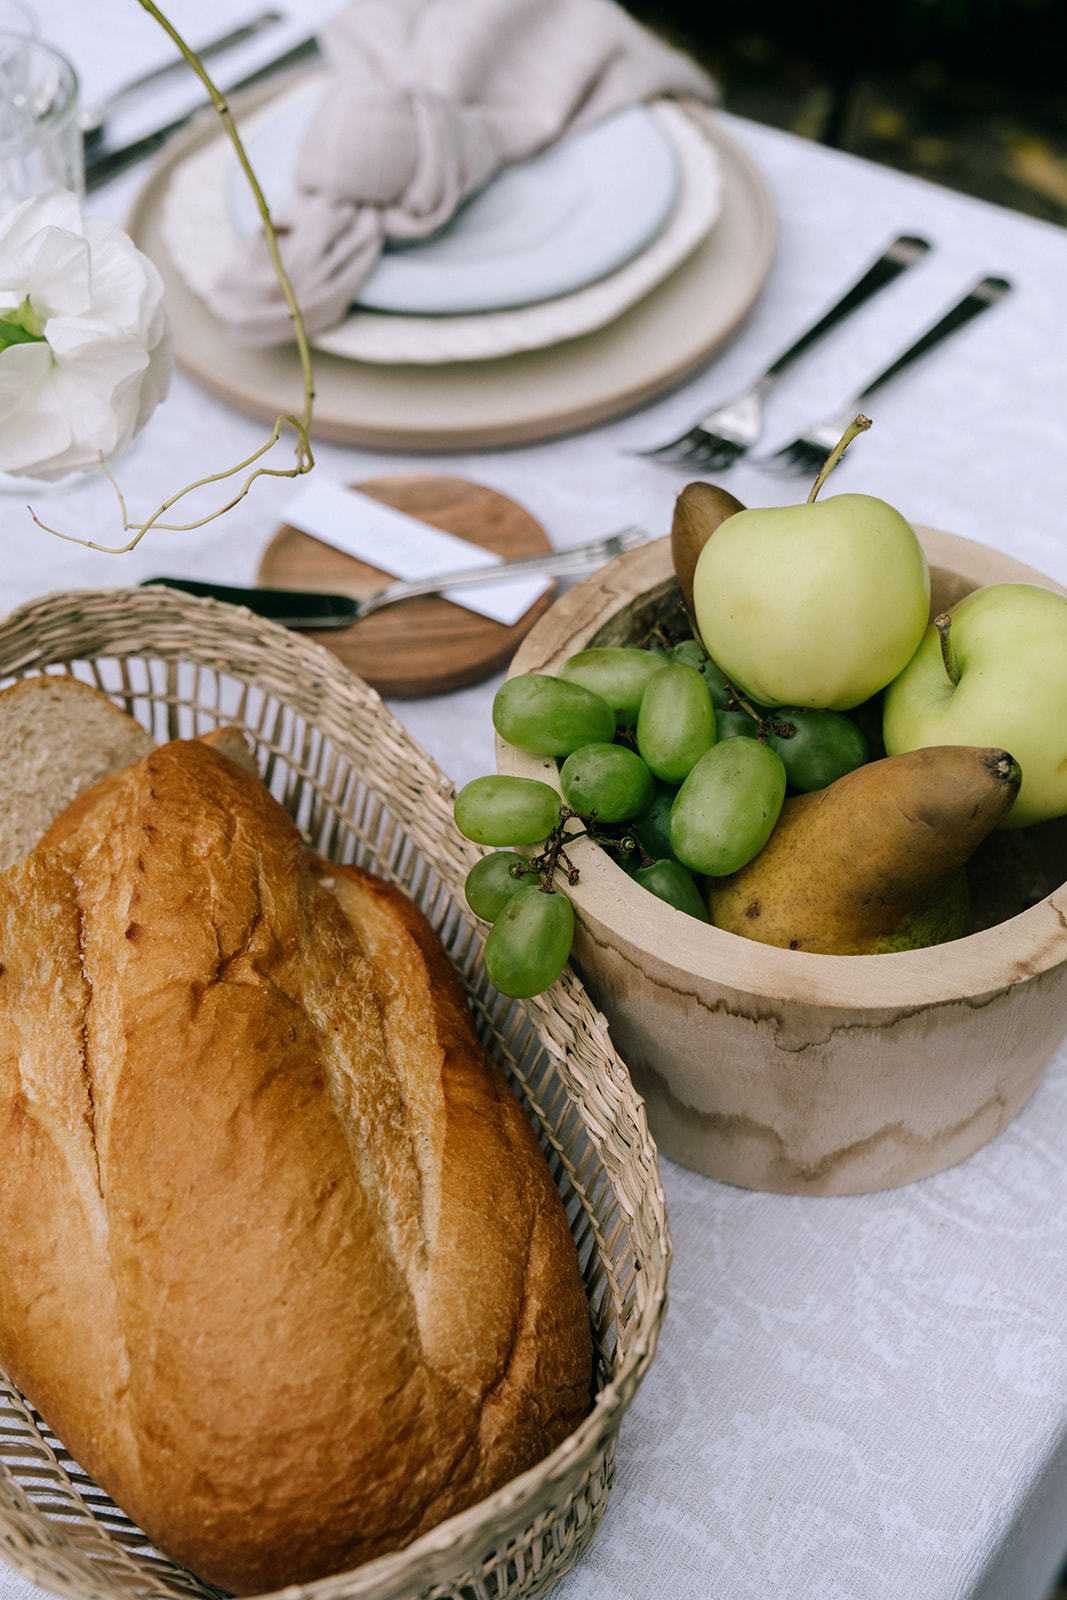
621, 0, 1067, 225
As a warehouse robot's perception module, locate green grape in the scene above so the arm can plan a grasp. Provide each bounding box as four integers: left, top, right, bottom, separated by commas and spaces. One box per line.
634, 779, 679, 860
492, 673, 614, 756
636, 662, 716, 784
716, 706, 761, 740
669, 736, 786, 876
559, 742, 655, 824
454, 775, 562, 846
558, 647, 666, 726
667, 637, 707, 671
632, 858, 710, 922
765, 707, 869, 792
465, 851, 535, 921
483, 886, 575, 997
671, 641, 734, 710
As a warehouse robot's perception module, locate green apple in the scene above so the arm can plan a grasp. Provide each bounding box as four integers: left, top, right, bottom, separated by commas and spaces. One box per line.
691, 493, 930, 710
883, 581, 1067, 828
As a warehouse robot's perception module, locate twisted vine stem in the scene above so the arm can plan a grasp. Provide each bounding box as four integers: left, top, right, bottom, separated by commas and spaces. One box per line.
32, 0, 315, 554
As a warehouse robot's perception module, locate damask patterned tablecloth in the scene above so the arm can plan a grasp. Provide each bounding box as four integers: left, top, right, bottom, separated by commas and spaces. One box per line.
555, 1081, 1067, 1600
7, 3, 1067, 1597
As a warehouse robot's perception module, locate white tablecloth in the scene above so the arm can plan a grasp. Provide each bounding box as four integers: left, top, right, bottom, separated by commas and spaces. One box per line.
5, 5, 1067, 1599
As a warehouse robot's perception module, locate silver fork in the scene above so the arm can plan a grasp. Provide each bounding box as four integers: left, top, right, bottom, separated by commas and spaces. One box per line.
760, 274, 1012, 478
634, 233, 931, 469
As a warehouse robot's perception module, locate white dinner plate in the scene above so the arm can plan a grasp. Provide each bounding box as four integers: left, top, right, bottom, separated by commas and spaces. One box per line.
163, 96, 723, 365
223, 75, 681, 314
132, 90, 776, 452
314, 102, 720, 364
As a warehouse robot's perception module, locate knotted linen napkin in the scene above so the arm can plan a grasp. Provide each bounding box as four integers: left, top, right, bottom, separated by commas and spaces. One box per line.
208, 0, 715, 345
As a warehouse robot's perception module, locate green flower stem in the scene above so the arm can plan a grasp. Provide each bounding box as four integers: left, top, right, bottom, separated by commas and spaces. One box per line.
33, 0, 316, 554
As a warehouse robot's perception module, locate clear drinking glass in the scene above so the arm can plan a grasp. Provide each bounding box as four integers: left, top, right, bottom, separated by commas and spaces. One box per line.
0, 1, 38, 40
0, 33, 81, 212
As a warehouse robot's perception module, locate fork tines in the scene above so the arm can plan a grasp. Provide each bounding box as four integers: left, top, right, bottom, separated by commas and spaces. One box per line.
633, 386, 766, 469
638, 431, 747, 470
762, 417, 848, 477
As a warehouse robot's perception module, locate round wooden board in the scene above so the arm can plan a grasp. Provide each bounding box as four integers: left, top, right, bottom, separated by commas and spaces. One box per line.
257, 475, 555, 698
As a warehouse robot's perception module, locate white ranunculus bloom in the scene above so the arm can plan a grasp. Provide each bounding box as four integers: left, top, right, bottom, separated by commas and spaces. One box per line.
0, 189, 174, 481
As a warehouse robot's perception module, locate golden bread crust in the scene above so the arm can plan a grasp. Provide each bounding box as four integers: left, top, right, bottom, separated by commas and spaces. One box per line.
0, 739, 591, 1594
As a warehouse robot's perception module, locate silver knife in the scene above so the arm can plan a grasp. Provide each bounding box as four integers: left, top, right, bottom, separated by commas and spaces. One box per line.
84, 36, 321, 189
80, 10, 285, 144
141, 527, 648, 630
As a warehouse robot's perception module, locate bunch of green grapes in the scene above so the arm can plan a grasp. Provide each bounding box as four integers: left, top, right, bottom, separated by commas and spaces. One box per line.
455, 638, 873, 999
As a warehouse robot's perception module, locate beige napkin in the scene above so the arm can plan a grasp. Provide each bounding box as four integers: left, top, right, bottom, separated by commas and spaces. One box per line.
208, 0, 715, 345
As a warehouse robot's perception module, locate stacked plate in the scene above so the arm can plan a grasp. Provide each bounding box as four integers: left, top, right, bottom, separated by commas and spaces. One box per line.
130, 73, 775, 449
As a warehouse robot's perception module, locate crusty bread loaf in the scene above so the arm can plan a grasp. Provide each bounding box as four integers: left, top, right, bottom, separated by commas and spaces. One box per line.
0, 674, 154, 869
0, 738, 592, 1594
37, 722, 259, 852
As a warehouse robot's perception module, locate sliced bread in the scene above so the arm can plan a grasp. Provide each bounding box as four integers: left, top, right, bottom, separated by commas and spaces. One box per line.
0, 675, 155, 870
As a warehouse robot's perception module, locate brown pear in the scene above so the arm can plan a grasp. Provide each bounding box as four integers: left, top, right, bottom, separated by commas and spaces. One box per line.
705, 745, 1021, 955
670, 481, 745, 621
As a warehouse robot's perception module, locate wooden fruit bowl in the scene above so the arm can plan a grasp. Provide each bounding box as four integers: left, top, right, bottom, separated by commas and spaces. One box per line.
497, 526, 1067, 1196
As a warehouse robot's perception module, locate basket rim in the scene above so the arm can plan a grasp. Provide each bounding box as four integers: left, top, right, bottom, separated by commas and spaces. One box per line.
0, 584, 672, 1600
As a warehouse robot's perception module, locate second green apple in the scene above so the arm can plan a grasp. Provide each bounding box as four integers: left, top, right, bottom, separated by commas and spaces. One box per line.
883, 581, 1067, 827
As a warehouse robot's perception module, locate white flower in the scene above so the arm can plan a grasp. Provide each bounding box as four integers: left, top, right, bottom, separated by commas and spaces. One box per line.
0, 189, 173, 481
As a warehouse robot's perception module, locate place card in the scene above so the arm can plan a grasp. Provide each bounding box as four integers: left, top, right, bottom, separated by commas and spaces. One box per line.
282, 478, 551, 626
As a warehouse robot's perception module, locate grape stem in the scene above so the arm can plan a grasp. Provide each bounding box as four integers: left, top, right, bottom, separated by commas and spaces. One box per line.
722, 675, 763, 723
720, 674, 795, 741
527, 808, 584, 890
610, 829, 656, 868
526, 805, 657, 891
509, 860, 542, 886
572, 822, 654, 869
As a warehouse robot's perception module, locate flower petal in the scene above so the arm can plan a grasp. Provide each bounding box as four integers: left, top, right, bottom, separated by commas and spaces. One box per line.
0, 192, 173, 479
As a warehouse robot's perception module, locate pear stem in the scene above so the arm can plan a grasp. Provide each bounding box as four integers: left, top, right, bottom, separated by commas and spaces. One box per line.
934, 613, 961, 687
806, 414, 873, 504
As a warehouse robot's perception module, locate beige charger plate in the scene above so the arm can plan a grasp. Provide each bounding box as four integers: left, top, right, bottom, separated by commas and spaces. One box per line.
126, 88, 775, 451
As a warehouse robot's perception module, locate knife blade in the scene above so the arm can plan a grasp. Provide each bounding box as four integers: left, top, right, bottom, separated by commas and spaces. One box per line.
84, 36, 321, 189
140, 526, 648, 628
141, 577, 360, 630
80, 10, 286, 144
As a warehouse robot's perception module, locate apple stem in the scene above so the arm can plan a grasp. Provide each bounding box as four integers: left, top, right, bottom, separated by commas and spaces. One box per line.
806, 415, 873, 504
934, 612, 961, 687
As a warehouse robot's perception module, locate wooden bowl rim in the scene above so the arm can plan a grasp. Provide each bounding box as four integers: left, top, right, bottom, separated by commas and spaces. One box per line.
500, 524, 1067, 1010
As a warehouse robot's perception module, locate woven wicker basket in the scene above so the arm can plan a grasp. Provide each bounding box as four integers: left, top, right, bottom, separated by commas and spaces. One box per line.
0, 586, 670, 1600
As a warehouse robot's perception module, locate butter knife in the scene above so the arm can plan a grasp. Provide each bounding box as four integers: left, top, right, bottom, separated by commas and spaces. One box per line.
80, 10, 285, 144
142, 527, 648, 629
84, 36, 321, 189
